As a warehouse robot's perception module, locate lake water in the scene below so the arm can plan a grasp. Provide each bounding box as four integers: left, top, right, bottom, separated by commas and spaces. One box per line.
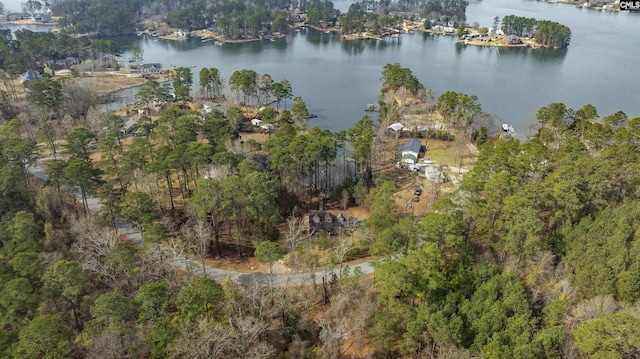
2, 0, 24, 13
6, 0, 640, 132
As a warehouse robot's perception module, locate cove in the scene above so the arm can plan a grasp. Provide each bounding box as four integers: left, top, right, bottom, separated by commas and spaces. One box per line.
36, 0, 640, 132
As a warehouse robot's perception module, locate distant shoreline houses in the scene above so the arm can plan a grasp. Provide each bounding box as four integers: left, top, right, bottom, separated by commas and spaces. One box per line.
4, 12, 53, 23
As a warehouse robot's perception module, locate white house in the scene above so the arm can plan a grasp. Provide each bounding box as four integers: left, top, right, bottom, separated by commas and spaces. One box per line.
127, 69, 142, 78
443, 27, 455, 35
388, 122, 404, 132
401, 138, 422, 164
203, 101, 220, 113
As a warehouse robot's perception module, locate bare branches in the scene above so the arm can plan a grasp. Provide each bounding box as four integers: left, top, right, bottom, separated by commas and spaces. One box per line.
227, 314, 273, 359
285, 215, 311, 268
69, 217, 121, 288
316, 277, 377, 358
182, 218, 211, 275
169, 318, 231, 359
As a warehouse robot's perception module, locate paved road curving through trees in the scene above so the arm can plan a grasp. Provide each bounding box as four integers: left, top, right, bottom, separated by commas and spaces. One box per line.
29, 158, 375, 287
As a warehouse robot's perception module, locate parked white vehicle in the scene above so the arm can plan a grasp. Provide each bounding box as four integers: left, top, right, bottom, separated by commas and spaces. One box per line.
397, 161, 429, 172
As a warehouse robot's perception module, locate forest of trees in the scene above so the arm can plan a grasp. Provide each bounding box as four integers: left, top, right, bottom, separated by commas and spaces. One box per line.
1, 49, 639, 358
370, 101, 640, 356
51, 0, 298, 37
423, 0, 469, 22
501, 15, 572, 48
47, 0, 472, 39
52, 0, 152, 36
0, 29, 118, 77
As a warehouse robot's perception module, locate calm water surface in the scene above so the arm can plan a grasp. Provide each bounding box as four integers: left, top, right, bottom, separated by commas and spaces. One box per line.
7, 0, 640, 132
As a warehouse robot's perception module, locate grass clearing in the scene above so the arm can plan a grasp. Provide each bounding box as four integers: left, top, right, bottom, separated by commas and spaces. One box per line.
425, 137, 475, 169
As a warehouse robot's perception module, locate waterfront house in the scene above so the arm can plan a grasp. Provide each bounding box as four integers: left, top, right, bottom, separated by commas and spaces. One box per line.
388, 122, 404, 131
203, 101, 220, 113
402, 138, 422, 165
387, 122, 406, 139
123, 117, 137, 135
506, 35, 523, 45
32, 13, 52, 23
174, 30, 188, 38
141, 63, 163, 74
251, 118, 274, 132
51, 57, 81, 67
6, 13, 29, 21
19, 69, 42, 89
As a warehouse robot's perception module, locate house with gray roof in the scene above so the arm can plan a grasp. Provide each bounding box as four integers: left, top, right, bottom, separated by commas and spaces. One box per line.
401, 138, 422, 164
19, 69, 42, 89
141, 63, 163, 74
305, 210, 358, 235
424, 166, 446, 183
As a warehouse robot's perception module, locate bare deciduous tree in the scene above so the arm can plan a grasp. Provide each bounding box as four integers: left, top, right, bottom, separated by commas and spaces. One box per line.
285, 215, 311, 268
155, 236, 191, 289
169, 318, 231, 359
236, 280, 271, 319
141, 171, 164, 214
85, 107, 104, 136
228, 314, 271, 359
86, 329, 140, 359
183, 218, 211, 275
206, 163, 234, 181
316, 277, 377, 358
69, 217, 121, 288
62, 80, 99, 124
333, 232, 356, 279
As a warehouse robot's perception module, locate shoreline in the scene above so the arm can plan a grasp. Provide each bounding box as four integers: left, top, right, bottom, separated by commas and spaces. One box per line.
152, 30, 286, 44
0, 19, 59, 26
459, 37, 546, 48
339, 27, 548, 49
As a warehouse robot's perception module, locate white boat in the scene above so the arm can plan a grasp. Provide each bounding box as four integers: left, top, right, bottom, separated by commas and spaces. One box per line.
502, 124, 515, 132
